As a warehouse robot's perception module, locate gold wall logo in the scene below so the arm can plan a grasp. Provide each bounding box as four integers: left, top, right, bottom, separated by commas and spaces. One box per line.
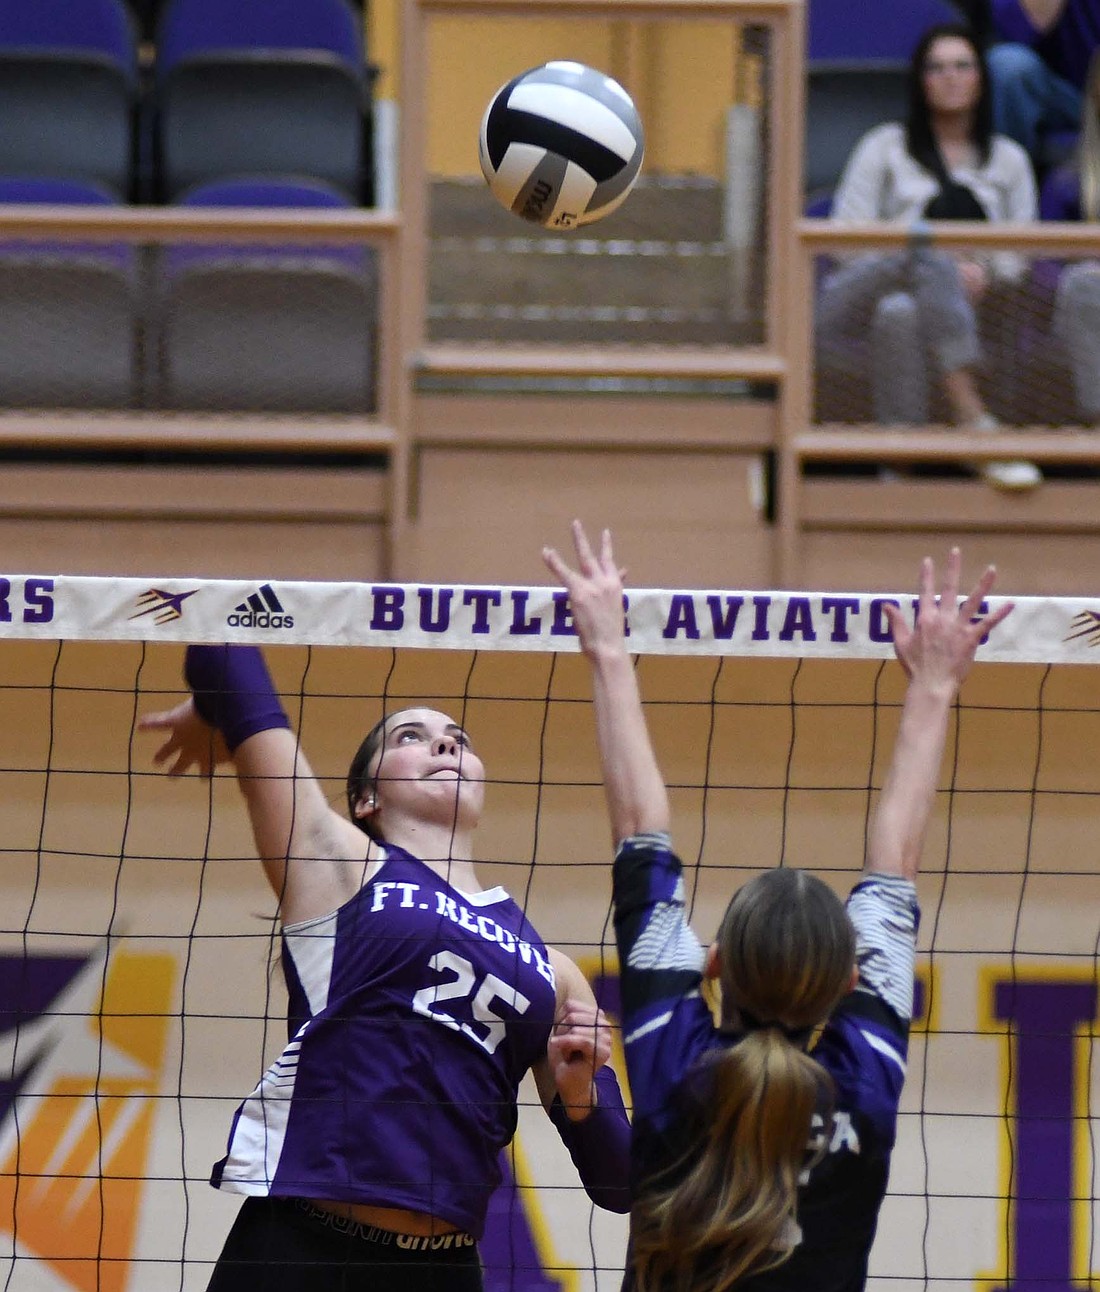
0, 948, 175, 1292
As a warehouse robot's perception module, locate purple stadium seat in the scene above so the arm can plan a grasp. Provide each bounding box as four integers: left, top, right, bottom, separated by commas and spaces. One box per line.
0, 178, 138, 408
155, 178, 377, 412
154, 0, 368, 201
808, 0, 965, 62
0, 0, 137, 197
167, 177, 366, 272
0, 177, 134, 270
157, 0, 360, 71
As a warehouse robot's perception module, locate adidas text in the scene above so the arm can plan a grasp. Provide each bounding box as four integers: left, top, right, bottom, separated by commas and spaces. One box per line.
227, 611, 295, 629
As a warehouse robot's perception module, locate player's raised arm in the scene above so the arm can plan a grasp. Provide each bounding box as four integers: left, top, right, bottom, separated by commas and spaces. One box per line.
139, 645, 370, 919
870, 550, 1014, 882
542, 520, 669, 846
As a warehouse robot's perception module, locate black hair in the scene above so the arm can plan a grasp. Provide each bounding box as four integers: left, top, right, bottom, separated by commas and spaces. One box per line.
346, 715, 388, 842
905, 23, 992, 173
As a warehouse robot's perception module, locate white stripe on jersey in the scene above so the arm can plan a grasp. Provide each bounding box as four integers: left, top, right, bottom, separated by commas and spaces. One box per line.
283, 911, 339, 1016
847, 877, 918, 1022
219, 1021, 309, 1193
623, 991, 703, 1047
625, 1010, 675, 1046
859, 1027, 907, 1077
628, 904, 703, 971
626, 890, 706, 975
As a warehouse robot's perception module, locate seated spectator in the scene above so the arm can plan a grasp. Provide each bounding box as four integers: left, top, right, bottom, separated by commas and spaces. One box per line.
1039, 49, 1100, 423
818, 22, 1041, 490
987, 0, 1096, 170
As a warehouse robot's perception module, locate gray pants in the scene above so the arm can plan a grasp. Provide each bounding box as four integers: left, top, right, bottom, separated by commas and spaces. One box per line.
816, 249, 981, 423
1053, 262, 1100, 421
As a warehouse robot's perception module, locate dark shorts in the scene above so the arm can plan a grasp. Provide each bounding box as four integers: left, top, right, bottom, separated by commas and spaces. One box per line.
205, 1197, 484, 1292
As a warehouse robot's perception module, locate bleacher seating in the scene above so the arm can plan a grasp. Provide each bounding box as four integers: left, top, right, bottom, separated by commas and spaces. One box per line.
153, 178, 377, 412
153, 0, 369, 202
0, 0, 138, 199
0, 178, 138, 408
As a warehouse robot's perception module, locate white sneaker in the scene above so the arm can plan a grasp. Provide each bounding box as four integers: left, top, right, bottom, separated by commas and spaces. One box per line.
981, 459, 1043, 491
969, 414, 1042, 491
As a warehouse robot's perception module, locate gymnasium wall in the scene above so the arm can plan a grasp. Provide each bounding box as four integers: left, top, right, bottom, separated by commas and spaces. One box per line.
1, 638, 1097, 1290
367, 3, 741, 178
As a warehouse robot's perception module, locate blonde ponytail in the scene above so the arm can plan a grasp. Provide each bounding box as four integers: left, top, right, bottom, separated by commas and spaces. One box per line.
632, 1029, 828, 1292
631, 868, 856, 1291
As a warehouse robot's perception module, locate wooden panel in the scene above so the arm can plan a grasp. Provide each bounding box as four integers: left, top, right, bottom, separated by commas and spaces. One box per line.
408, 445, 771, 585
798, 529, 1100, 597
414, 393, 775, 449
0, 466, 389, 581
800, 478, 1100, 535
0, 466, 386, 521
796, 478, 1100, 594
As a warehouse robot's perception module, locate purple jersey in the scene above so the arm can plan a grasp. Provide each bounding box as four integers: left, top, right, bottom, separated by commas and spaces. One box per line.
614, 834, 919, 1292
211, 844, 558, 1238
993, 0, 1100, 90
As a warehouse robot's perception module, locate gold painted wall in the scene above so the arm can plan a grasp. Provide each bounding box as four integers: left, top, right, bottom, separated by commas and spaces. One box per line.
370, 2, 743, 178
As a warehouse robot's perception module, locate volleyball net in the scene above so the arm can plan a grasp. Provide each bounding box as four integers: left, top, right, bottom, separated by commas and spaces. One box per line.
1, 572, 1099, 1291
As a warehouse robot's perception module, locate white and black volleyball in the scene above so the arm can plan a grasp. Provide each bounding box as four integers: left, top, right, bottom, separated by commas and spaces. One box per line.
478, 61, 644, 229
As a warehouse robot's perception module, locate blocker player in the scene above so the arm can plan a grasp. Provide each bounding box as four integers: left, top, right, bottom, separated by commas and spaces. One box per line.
544, 523, 1012, 1291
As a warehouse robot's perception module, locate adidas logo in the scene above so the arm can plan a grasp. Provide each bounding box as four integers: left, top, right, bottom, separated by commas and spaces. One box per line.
228, 583, 294, 629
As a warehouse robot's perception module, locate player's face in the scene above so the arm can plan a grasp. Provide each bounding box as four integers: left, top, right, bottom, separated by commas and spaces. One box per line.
368, 708, 486, 828
921, 36, 981, 116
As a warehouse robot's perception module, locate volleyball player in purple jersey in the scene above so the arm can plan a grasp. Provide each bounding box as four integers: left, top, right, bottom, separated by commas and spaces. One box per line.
140, 653, 630, 1290
543, 523, 1013, 1292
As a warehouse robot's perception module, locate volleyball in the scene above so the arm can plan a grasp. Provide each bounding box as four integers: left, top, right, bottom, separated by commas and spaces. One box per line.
478, 61, 645, 229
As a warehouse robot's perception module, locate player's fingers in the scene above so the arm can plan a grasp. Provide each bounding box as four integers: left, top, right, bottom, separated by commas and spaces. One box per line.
976, 599, 1014, 637
960, 563, 997, 621
541, 546, 572, 584
598, 528, 616, 574
881, 601, 905, 641
559, 1011, 601, 1036
137, 710, 170, 731
881, 605, 914, 675
571, 519, 598, 571
917, 555, 935, 617
553, 1017, 597, 1045
553, 1013, 596, 1038
940, 546, 961, 609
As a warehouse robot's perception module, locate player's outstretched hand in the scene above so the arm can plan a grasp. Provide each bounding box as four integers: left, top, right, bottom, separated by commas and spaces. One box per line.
542, 520, 627, 661
883, 548, 1014, 693
547, 1000, 614, 1115
138, 697, 230, 777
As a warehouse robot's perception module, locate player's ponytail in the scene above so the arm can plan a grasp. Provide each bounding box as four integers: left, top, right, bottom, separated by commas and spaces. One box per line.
632, 1029, 826, 1292
632, 867, 856, 1292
